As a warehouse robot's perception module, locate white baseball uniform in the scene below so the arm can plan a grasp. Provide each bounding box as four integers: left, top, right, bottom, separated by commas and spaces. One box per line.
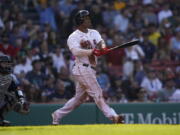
52, 29, 118, 123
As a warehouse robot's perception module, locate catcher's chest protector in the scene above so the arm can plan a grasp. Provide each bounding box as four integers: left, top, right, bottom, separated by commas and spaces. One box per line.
0, 74, 12, 101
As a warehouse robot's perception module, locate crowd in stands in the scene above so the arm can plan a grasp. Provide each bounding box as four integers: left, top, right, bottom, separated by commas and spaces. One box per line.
0, 0, 180, 103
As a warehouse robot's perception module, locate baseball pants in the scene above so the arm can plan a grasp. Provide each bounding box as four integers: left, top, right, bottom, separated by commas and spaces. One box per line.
53, 68, 118, 122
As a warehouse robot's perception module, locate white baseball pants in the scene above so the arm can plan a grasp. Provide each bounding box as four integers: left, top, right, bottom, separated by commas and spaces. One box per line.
53, 64, 118, 122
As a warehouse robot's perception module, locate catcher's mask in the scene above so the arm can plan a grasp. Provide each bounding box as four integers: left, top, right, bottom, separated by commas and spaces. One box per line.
74, 10, 91, 26
0, 55, 13, 75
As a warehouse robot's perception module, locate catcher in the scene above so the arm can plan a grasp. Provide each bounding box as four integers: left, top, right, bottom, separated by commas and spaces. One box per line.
0, 55, 30, 126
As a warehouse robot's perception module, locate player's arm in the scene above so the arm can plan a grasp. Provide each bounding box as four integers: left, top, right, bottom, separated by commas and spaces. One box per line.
70, 48, 93, 57
67, 36, 93, 57
93, 39, 110, 56
8, 75, 30, 114
71, 40, 108, 57
91, 30, 110, 56
97, 39, 107, 49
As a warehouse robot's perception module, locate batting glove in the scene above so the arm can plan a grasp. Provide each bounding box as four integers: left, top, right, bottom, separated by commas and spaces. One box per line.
92, 48, 111, 56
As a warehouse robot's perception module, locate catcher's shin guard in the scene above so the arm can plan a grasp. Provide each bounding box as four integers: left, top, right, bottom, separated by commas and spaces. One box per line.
0, 120, 11, 126
0, 106, 11, 126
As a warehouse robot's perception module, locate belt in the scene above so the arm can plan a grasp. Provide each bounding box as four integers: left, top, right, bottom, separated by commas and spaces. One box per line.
82, 63, 96, 70
74, 63, 96, 70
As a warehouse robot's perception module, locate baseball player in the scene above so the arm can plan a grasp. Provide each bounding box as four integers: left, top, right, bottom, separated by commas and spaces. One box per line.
0, 55, 30, 126
51, 10, 124, 125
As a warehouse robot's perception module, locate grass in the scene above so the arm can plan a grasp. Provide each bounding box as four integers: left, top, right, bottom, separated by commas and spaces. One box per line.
0, 124, 180, 135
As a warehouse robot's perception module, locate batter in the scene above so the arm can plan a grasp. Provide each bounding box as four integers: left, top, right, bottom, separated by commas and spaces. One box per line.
51, 10, 124, 125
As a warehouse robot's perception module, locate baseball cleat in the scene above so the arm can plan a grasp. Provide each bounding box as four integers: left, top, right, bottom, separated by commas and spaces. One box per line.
112, 115, 124, 124
51, 112, 59, 125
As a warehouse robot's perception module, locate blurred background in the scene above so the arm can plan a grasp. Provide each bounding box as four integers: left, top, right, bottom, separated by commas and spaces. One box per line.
0, 0, 180, 104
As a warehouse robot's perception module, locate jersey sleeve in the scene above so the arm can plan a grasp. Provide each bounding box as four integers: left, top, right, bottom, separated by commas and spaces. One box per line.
7, 74, 21, 92
93, 30, 103, 44
67, 35, 80, 50
11, 74, 20, 86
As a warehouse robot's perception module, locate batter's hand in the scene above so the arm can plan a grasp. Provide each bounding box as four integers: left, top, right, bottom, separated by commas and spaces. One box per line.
92, 48, 111, 56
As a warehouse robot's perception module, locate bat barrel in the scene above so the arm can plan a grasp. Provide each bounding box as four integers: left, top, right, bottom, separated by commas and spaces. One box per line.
109, 40, 140, 51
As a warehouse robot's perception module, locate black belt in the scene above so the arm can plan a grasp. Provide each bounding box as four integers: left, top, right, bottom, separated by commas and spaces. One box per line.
74, 63, 96, 70
82, 63, 96, 70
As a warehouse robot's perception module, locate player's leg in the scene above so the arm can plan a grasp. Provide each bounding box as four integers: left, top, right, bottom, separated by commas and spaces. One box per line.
76, 73, 124, 123
0, 102, 11, 126
52, 81, 88, 125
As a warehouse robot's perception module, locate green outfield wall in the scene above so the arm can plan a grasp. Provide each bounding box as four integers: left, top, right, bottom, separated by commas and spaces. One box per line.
6, 103, 180, 125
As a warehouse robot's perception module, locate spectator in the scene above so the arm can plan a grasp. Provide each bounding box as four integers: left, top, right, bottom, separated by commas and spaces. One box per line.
47, 31, 59, 50
170, 27, 180, 60
158, 78, 176, 102
147, 23, 161, 46
58, 0, 76, 19
25, 60, 46, 102
142, 4, 158, 26
33, 0, 58, 30
96, 66, 112, 97
22, 19, 40, 40
156, 36, 170, 60
25, 48, 40, 66
122, 58, 134, 80
102, 2, 117, 28
134, 60, 146, 85
91, 4, 104, 28
41, 76, 55, 102
133, 87, 149, 102
120, 79, 139, 102
13, 55, 33, 76
169, 89, 180, 102
122, 43, 145, 80
107, 78, 128, 103
140, 31, 156, 62
131, 8, 145, 30
142, 0, 154, 5
0, 16, 4, 28
49, 79, 72, 103
63, 51, 75, 75
113, 8, 130, 33
42, 56, 57, 78
38, 40, 50, 60
158, 4, 173, 24
174, 66, 180, 89
125, 44, 145, 61
58, 66, 75, 99
50, 46, 66, 73
0, 34, 20, 57
106, 34, 125, 66
141, 68, 162, 101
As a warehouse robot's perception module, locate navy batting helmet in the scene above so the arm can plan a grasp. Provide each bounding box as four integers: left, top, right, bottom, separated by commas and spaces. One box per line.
75, 10, 90, 25
0, 55, 12, 74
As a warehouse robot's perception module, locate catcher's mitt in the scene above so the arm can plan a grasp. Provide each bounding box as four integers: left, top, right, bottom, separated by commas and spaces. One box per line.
13, 101, 30, 114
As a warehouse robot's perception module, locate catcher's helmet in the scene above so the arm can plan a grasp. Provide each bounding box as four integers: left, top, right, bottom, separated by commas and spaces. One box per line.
0, 55, 12, 74
75, 10, 90, 26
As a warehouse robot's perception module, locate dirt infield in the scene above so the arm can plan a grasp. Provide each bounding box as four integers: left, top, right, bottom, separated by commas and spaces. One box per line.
0, 124, 179, 135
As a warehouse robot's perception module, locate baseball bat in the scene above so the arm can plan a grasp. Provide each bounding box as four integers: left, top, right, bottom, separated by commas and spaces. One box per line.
109, 40, 140, 51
